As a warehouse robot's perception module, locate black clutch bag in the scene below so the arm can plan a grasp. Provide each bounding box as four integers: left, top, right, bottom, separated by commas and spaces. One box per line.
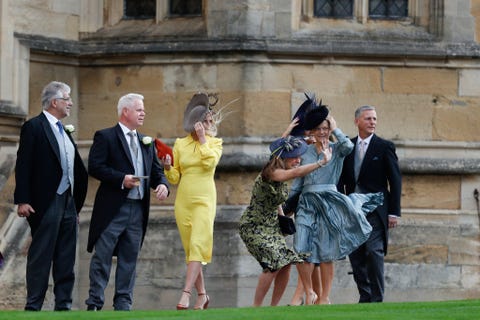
282, 193, 300, 215
278, 215, 296, 235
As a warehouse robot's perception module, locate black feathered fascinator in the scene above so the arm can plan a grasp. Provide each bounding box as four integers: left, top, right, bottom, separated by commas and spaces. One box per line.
291, 93, 315, 136
304, 97, 329, 131
291, 92, 329, 133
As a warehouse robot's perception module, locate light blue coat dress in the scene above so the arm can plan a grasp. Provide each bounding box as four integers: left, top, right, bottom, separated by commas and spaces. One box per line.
288, 128, 383, 263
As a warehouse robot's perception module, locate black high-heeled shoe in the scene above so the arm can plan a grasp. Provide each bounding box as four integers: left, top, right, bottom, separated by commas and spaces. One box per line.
194, 293, 210, 310
176, 290, 191, 310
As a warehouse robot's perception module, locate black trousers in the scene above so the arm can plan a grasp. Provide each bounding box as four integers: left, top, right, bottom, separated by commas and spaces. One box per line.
25, 190, 77, 311
348, 212, 385, 303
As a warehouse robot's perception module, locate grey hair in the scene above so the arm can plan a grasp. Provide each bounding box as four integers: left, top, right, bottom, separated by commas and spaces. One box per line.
41, 81, 71, 110
117, 93, 144, 116
354, 105, 376, 119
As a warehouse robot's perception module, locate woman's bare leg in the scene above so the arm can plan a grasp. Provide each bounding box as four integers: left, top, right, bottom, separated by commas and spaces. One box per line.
319, 261, 334, 304
193, 267, 209, 308
312, 265, 322, 304
253, 270, 278, 306
296, 262, 317, 305
178, 261, 202, 307
270, 265, 291, 306
289, 277, 305, 306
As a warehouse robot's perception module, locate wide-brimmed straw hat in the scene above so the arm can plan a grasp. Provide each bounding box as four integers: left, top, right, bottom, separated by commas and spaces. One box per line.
183, 93, 211, 133
269, 136, 308, 159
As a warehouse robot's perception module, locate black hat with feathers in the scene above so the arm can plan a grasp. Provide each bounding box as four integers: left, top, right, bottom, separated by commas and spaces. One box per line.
303, 94, 329, 131
290, 93, 315, 137
291, 92, 329, 134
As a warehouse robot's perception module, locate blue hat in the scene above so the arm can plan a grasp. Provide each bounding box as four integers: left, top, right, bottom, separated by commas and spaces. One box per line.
270, 136, 308, 159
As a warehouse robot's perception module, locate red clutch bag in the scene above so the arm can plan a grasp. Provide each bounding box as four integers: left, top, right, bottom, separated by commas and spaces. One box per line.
154, 138, 173, 162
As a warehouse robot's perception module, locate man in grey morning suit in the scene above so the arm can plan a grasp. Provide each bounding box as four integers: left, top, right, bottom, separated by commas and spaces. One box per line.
85, 93, 169, 311
14, 81, 88, 311
338, 105, 402, 303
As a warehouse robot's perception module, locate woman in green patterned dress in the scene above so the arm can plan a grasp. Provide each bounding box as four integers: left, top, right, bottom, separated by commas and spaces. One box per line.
239, 136, 331, 306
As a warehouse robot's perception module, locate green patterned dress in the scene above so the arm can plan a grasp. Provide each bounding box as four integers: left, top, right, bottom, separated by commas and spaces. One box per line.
239, 174, 302, 272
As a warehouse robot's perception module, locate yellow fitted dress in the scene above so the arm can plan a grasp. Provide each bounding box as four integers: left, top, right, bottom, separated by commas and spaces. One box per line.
165, 134, 222, 264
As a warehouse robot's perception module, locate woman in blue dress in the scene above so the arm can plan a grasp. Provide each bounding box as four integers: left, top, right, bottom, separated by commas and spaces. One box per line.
286, 101, 383, 305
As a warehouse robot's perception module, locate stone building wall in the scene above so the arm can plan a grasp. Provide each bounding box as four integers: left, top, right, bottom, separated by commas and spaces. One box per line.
0, 0, 479, 310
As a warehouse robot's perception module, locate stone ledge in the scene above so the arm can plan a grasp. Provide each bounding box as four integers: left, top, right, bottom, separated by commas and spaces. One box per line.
15, 33, 480, 59
0, 101, 26, 118
75, 137, 480, 174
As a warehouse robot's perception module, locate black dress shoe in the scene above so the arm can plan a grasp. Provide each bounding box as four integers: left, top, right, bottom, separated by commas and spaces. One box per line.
87, 305, 101, 311
24, 306, 39, 311
54, 307, 70, 311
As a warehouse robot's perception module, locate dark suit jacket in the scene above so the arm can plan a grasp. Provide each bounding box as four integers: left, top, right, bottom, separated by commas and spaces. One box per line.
338, 134, 402, 253
87, 124, 169, 253
14, 112, 88, 235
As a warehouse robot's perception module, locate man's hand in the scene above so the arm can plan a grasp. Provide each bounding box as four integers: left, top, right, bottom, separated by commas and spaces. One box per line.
123, 174, 141, 189
388, 216, 399, 229
154, 184, 169, 200
18, 203, 35, 218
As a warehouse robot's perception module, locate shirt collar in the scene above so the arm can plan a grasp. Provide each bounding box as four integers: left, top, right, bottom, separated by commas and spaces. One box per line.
358, 134, 373, 146
43, 110, 60, 126
119, 122, 137, 136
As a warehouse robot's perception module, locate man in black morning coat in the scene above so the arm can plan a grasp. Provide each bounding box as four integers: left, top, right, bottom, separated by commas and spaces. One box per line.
85, 93, 169, 311
338, 105, 402, 303
14, 81, 88, 311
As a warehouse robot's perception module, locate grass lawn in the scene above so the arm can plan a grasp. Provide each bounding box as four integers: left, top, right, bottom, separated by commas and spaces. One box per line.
0, 299, 479, 320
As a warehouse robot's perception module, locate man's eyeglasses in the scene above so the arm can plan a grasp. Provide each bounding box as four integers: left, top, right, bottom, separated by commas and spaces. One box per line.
56, 97, 72, 102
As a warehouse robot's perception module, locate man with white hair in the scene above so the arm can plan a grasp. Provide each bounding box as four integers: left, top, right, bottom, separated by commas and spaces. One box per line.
85, 93, 169, 311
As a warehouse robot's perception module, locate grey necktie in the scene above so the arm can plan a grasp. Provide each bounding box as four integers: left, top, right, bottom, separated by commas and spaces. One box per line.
354, 140, 365, 182
359, 140, 366, 161
127, 131, 138, 160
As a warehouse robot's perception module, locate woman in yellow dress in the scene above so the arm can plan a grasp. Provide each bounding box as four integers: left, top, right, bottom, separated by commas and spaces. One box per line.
163, 93, 222, 310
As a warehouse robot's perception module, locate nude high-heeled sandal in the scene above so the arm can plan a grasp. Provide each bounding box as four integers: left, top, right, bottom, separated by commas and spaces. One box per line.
194, 292, 210, 310
176, 290, 191, 310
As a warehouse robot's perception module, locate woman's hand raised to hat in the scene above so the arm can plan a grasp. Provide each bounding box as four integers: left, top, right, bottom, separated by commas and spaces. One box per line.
327, 115, 337, 131
282, 117, 300, 138
194, 121, 207, 144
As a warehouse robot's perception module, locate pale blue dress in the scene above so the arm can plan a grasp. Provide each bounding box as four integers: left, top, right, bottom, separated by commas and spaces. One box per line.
288, 128, 383, 263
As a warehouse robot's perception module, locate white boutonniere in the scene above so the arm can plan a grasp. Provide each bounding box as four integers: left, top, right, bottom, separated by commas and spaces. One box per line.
64, 124, 75, 133
142, 136, 153, 146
